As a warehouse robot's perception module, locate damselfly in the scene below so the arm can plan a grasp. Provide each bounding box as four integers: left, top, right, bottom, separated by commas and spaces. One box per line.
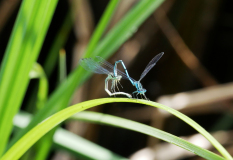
114, 52, 164, 100
79, 57, 132, 98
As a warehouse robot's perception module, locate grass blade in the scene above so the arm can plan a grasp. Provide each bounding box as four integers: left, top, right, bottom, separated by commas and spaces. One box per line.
3, 98, 227, 160
13, 112, 126, 160
92, 0, 165, 59
0, 0, 58, 155
84, 0, 119, 57
54, 128, 125, 160
34, 49, 67, 160
29, 63, 48, 110
43, 12, 72, 77
71, 111, 224, 160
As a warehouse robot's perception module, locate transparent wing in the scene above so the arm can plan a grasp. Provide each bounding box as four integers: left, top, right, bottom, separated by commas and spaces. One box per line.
94, 56, 116, 73
79, 58, 110, 75
95, 56, 136, 82
139, 52, 164, 81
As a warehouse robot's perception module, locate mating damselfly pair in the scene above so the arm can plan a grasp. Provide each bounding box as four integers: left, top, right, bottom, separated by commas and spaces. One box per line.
79, 52, 164, 100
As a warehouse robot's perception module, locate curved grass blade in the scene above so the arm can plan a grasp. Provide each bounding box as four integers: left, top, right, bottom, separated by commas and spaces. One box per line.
13, 111, 126, 160
29, 63, 48, 110
71, 111, 224, 160
2, 98, 230, 160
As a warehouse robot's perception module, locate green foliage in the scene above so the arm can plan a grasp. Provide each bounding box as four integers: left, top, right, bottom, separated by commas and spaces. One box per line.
0, 0, 58, 156
14, 111, 125, 160
43, 11, 72, 77
29, 63, 48, 110
2, 99, 226, 160
0, 0, 231, 159
85, 0, 119, 57
72, 111, 224, 160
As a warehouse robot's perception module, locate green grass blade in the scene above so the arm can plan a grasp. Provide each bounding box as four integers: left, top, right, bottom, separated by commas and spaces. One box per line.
92, 0, 165, 59
71, 111, 224, 160
0, 0, 58, 155
0, 1, 37, 153
13, 112, 126, 160
43, 12, 72, 77
34, 133, 53, 160
84, 0, 119, 57
2, 98, 227, 160
28, 63, 51, 160
25, 11, 72, 113
8, 0, 165, 150
33, 49, 67, 160
54, 128, 126, 160
29, 63, 48, 110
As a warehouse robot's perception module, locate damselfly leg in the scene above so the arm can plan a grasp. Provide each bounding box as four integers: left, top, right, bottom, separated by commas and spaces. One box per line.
79, 57, 132, 98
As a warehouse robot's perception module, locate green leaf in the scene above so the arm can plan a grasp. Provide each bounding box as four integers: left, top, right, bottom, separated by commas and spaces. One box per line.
71, 111, 224, 160
92, 0, 165, 59
84, 0, 119, 57
54, 128, 126, 160
43, 11, 72, 77
0, 0, 58, 155
14, 111, 126, 160
2, 98, 230, 160
29, 63, 48, 110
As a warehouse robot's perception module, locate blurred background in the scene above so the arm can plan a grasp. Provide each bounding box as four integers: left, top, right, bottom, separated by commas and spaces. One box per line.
1, 0, 233, 159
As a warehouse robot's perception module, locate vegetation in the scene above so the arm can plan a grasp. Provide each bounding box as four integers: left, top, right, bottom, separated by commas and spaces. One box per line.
0, 0, 232, 159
